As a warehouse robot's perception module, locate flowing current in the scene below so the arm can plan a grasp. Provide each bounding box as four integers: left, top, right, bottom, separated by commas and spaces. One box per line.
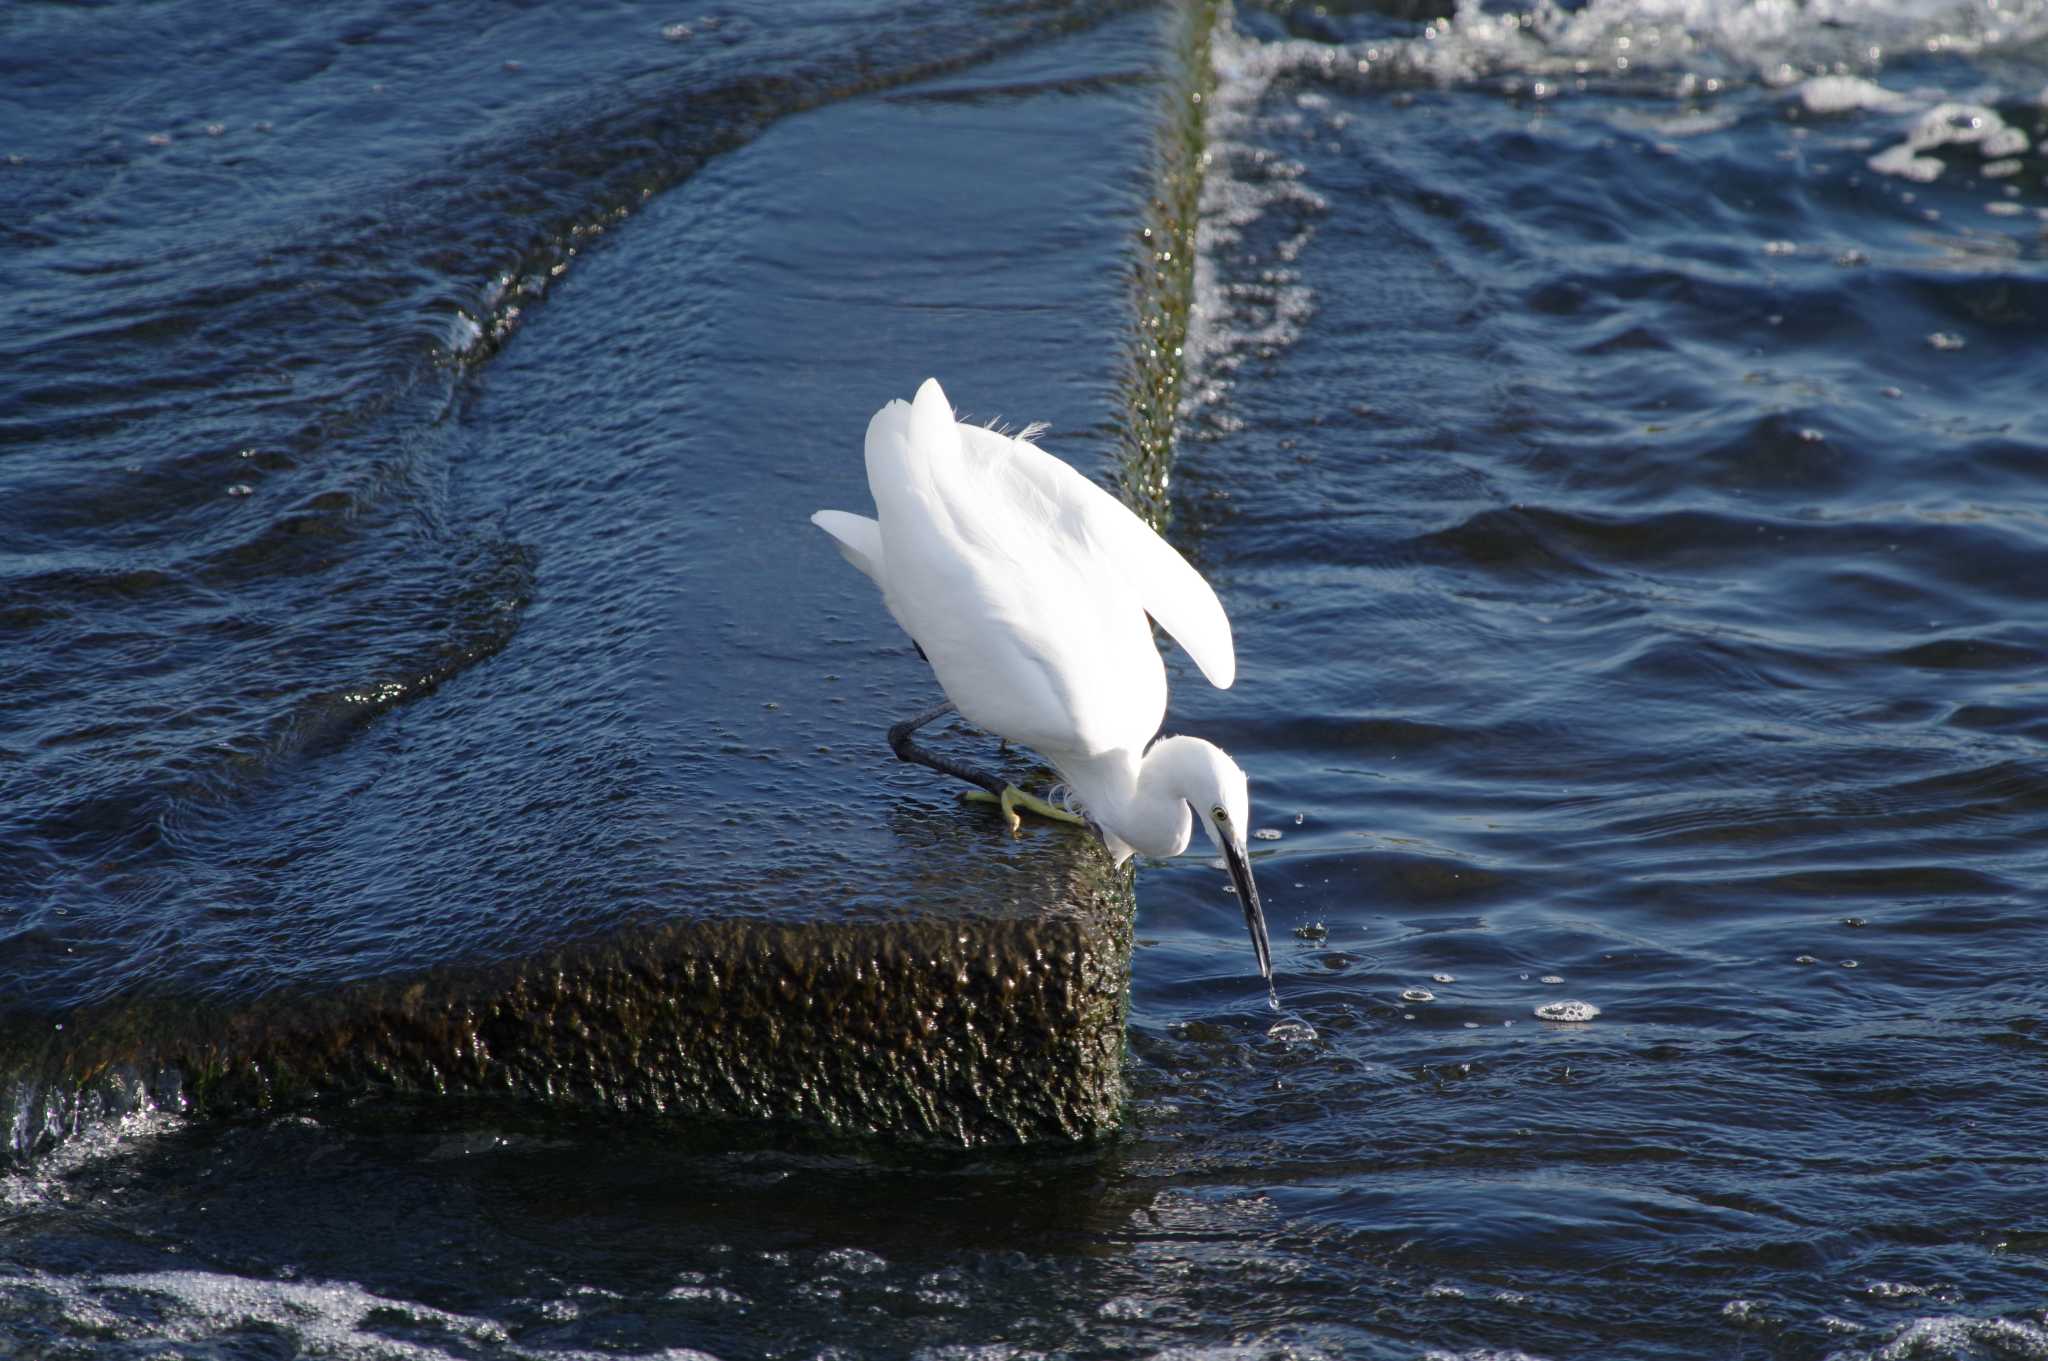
4, 0, 2047, 1356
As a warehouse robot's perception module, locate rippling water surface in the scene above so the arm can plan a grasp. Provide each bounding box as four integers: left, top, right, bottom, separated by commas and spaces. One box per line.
5, 0, 2048, 1356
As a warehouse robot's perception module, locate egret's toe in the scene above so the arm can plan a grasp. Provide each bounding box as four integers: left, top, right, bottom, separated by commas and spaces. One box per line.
960, 787, 1023, 833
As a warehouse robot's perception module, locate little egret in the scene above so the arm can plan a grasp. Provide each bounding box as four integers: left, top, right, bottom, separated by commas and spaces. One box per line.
810, 378, 1271, 981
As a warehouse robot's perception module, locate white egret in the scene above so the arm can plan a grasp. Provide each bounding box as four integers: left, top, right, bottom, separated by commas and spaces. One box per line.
811, 378, 1271, 980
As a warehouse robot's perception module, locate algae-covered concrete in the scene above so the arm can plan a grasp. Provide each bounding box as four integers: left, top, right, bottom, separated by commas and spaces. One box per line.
12, 838, 1132, 1149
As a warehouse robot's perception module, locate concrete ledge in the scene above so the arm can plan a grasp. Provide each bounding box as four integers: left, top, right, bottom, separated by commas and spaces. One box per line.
8, 841, 1133, 1151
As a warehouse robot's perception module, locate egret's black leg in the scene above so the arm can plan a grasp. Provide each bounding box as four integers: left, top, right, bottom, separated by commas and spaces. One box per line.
887, 701, 1006, 799
884, 703, 1086, 832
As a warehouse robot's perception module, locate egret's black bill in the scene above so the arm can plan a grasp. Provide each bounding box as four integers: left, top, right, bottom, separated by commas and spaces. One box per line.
1224, 838, 1271, 981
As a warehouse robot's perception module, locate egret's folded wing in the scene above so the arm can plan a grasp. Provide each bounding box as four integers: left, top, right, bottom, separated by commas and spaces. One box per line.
809, 509, 884, 586
959, 424, 1237, 690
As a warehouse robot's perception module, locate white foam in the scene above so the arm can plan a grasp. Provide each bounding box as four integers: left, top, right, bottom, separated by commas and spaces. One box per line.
1181, 17, 1327, 426
1823, 1312, 2048, 1360
12, 1267, 728, 1361
1866, 100, 2031, 180
1213, 0, 2048, 101
1798, 75, 1913, 114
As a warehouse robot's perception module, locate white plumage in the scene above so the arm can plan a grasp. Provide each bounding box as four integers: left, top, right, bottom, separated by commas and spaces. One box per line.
812, 378, 1271, 980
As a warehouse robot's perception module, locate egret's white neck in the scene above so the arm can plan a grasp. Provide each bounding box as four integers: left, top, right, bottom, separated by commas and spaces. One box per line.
1058, 736, 1221, 865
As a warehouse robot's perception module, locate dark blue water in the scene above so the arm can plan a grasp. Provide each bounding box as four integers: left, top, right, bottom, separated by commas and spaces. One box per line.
6, 0, 2048, 1356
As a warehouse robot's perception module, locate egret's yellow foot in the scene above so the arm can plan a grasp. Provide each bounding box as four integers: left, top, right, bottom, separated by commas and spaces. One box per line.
962, 785, 1087, 833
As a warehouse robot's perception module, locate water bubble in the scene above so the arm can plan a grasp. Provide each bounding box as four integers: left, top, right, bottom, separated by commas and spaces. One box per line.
1540, 974, 1564, 985
1796, 954, 1818, 965
1535, 1000, 1600, 1022
1928, 331, 1965, 350
1294, 812, 1305, 824
819, 1246, 887, 1276
1253, 827, 1283, 841
1762, 239, 1798, 255
1401, 987, 1435, 1003
227, 483, 254, 497
1881, 387, 1903, 399
1432, 973, 1455, 984
1267, 1021, 1317, 1044
1863, 1280, 1928, 1300
1293, 921, 1327, 941
1841, 959, 1859, 969
663, 22, 693, 39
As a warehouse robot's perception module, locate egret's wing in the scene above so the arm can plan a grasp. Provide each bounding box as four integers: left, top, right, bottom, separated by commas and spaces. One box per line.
958, 423, 1237, 690
809, 509, 884, 586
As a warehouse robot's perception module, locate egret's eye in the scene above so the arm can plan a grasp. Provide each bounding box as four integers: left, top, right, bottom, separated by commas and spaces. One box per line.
1212, 805, 1228, 823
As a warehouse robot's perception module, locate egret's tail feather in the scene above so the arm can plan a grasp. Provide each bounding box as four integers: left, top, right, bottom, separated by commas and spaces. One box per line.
810, 509, 884, 586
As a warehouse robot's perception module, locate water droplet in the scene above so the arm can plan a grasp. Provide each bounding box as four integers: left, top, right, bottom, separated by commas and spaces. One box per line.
1540, 974, 1564, 985
1292, 921, 1327, 941
1267, 1021, 1316, 1044
1401, 987, 1435, 1003
227, 483, 254, 497
1535, 1000, 1600, 1022
1928, 331, 1965, 350
1796, 954, 1818, 965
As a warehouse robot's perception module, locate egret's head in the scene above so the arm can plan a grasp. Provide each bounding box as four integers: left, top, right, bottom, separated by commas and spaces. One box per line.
1180, 741, 1271, 983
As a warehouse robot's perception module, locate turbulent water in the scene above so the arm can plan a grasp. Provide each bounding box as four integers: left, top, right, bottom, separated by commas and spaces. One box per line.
5, 0, 2048, 1356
